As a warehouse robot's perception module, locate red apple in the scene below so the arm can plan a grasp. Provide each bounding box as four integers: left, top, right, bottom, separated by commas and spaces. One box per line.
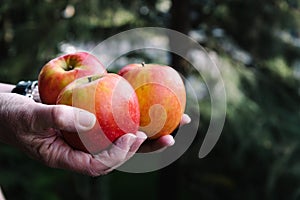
38, 52, 106, 105
56, 73, 140, 154
118, 63, 186, 139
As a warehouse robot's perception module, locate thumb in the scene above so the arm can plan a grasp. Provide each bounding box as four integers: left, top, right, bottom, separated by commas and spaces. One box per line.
33, 104, 96, 133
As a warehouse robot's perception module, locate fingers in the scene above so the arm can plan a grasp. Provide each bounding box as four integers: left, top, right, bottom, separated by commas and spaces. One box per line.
32, 104, 96, 133
92, 132, 147, 175
30, 103, 147, 176
128, 131, 148, 153
137, 113, 190, 153
138, 135, 175, 153
46, 132, 147, 177
95, 133, 137, 166
29, 102, 190, 175
180, 114, 191, 127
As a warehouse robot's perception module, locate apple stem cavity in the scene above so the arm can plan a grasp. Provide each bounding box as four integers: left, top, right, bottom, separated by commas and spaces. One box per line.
67, 65, 74, 71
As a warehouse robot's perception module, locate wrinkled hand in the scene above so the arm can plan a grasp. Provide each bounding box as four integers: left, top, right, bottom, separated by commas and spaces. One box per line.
0, 93, 147, 176
0, 93, 191, 176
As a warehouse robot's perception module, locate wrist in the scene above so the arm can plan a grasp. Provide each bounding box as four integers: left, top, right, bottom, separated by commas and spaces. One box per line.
11, 80, 40, 102
0, 83, 15, 93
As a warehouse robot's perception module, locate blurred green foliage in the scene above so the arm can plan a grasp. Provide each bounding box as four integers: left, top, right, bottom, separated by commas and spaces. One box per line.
1, 0, 300, 200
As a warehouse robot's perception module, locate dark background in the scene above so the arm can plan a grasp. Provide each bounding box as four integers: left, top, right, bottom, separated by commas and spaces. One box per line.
1, 0, 300, 199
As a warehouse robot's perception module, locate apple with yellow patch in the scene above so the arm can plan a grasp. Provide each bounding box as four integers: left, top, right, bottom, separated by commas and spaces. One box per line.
56, 73, 140, 154
38, 52, 106, 104
118, 63, 186, 139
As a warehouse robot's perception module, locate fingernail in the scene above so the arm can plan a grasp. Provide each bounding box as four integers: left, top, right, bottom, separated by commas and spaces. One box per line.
184, 114, 191, 124
167, 139, 175, 146
78, 110, 96, 130
165, 135, 175, 146
180, 114, 191, 126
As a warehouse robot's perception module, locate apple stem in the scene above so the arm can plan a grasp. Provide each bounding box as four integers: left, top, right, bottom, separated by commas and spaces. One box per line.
68, 65, 74, 70
141, 62, 145, 67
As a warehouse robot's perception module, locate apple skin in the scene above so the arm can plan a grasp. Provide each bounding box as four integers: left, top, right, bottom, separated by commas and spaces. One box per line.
38, 52, 106, 105
56, 73, 140, 154
118, 63, 186, 139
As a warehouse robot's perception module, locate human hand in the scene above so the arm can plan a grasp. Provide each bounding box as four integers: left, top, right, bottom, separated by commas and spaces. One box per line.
137, 114, 191, 153
0, 93, 147, 176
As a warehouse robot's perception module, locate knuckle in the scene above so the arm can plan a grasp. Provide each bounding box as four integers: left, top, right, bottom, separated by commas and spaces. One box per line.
51, 105, 76, 132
